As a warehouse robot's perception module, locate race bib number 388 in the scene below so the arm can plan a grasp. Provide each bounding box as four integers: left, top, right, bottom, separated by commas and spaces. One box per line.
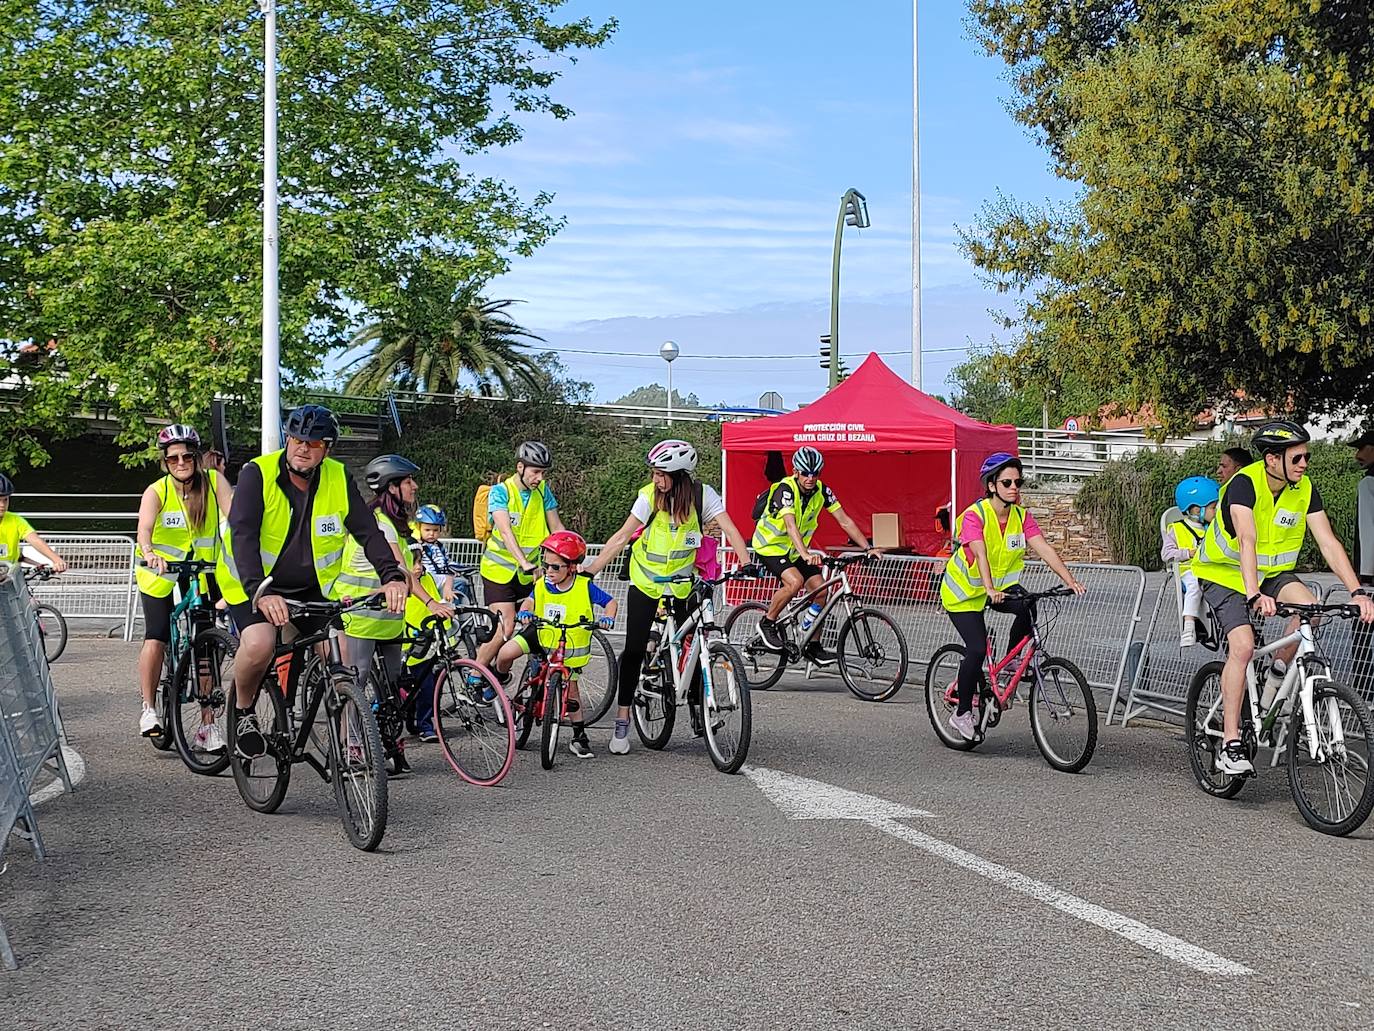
315, 514, 343, 537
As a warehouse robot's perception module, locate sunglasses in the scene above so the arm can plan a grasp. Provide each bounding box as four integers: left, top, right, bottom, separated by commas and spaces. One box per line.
1289, 452, 1310, 465
543, 560, 568, 571
289, 438, 327, 451
998, 477, 1023, 487
166, 454, 197, 465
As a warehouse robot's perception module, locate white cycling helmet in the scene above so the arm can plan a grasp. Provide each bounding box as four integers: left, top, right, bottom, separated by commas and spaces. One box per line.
647, 439, 698, 473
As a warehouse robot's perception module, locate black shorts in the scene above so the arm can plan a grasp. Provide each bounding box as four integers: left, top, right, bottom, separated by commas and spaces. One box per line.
140, 591, 176, 643
1201, 572, 1303, 637
227, 586, 332, 637
513, 620, 547, 659
482, 575, 534, 606
759, 554, 822, 582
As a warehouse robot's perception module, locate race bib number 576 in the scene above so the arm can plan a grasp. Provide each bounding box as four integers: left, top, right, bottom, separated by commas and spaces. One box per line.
315, 514, 343, 537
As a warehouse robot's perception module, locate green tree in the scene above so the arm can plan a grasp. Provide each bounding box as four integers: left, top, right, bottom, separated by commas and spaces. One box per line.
965, 1, 1374, 432
947, 344, 1097, 427
0, 0, 614, 466
340, 272, 546, 396
611, 384, 703, 408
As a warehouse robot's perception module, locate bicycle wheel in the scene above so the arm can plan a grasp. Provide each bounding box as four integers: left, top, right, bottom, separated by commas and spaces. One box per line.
35, 604, 67, 663
227, 679, 291, 813
923, 643, 980, 752
723, 602, 786, 690
510, 663, 539, 750
575, 630, 618, 726
703, 642, 751, 774
325, 675, 388, 852
540, 672, 563, 770
1185, 661, 1246, 799
1028, 656, 1097, 773
149, 657, 176, 753
170, 627, 235, 776
1287, 680, 1374, 836
633, 664, 676, 749
433, 659, 515, 787
836, 608, 908, 702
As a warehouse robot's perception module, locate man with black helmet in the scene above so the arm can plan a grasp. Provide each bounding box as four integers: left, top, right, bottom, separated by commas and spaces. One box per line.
1194, 420, 1374, 776
217, 404, 408, 757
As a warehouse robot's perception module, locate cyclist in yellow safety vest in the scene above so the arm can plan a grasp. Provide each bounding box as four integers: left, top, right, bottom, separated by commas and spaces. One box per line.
475, 441, 565, 673
584, 439, 757, 755
337, 454, 454, 778
751, 446, 880, 656
940, 453, 1085, 743
134, 425, 233, 743
217, 405, 408, 759
492, 531, 618, 759
0, 473, 67, 572
1193, 421, 1374, 776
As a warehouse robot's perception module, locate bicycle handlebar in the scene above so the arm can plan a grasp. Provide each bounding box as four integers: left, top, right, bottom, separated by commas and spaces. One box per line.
1273, 601, 1366, 620
416, 607, 499, 635
21, 564, 58, 582
280, 594, 387, 618
652, 566, 761, 587
518, 614, 597, 631
820, 552, 875, 567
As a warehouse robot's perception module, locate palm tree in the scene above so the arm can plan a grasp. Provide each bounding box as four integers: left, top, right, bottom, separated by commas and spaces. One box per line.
341, 275, 546, 397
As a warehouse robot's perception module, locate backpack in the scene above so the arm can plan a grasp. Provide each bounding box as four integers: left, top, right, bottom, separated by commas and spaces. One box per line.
751, 483, 775, 521
472, 483, 492, 542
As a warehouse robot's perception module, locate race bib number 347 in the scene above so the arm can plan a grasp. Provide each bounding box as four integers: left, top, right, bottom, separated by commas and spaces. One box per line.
315, 514, 343, 536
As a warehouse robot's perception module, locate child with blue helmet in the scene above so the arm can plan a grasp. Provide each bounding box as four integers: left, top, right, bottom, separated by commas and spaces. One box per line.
1163, 476, 1220, 647
414, 504, 471, 603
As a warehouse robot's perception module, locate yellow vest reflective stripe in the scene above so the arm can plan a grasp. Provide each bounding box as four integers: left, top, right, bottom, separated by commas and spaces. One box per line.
751, 476, 826, 557
534, 576, 595, 668
940, 500, 1027, 612
404, 570, 447, 667
340, 510, 407, 640
1194, 461, 1310, 592
1169, 519, 1204, 575
629, 483, 700, 600
216, 452, 350, 606
479, 473, 551, 585
136, 471, 225, 598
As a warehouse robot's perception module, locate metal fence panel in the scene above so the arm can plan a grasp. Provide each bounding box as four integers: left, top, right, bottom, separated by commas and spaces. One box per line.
27, 533, 138, 640
1319, 585, 1374, 706
0, 567, 64, 795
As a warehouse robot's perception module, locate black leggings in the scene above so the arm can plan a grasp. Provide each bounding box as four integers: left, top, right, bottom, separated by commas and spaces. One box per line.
616, 586, 699, 708
946, 603, 1033, 715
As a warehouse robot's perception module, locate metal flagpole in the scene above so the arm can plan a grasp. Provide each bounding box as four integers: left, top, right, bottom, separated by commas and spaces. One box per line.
260, 0, 281, 452
911, 0, 923, 389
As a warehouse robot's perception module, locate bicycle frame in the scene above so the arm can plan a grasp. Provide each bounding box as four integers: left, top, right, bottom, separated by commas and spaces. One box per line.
981, 627, 1042, 709
652, 589, 725, 711
270, 624, 356, 782
762, 561, 859, 652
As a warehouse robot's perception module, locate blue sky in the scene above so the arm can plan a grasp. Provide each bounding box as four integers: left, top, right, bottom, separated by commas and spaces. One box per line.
474, 1, 1076, 407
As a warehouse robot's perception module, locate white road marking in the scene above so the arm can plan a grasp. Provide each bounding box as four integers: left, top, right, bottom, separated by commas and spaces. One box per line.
742, 765, 1252, 978
29, 743, 85, 806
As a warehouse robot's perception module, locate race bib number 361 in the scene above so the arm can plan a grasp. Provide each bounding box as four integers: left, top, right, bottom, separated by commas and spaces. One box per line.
315, 514, 343, 536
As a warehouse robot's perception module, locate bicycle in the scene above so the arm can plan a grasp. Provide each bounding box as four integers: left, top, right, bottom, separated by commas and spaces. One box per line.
408, 610, 515, 786
924, 586, 1097, 773
633, 568, 754, 774
225, 591, 390, 852
506, 614, 605, 770
143, 559, 237, 775
1185, 601, 1374, 836
21, 565, 67, 664
724, 552, 908, 702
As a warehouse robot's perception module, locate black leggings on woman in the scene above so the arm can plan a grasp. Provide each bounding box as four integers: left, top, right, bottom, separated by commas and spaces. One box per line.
946, 601, 1033, 716
616, 585, 700, 708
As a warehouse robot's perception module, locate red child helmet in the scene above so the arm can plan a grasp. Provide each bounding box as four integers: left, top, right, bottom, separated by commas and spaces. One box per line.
541, 530, 587, 563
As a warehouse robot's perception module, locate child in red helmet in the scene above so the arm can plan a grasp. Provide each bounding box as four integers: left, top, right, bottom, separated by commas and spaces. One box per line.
493, 530, 617, 758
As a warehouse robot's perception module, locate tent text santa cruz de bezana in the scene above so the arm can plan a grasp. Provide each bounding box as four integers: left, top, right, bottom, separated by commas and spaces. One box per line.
791, 423, 877, 444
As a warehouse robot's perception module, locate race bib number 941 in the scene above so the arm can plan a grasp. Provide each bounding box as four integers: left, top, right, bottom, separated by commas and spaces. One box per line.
1005, 533, 1026, 551
315, 514, 343, 537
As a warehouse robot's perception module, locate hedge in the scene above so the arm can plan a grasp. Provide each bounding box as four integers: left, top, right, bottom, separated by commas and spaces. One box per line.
1075, 438, 1361, 571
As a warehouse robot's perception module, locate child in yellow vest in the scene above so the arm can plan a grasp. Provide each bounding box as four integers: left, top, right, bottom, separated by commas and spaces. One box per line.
1161, 477, 1219, 648
492, 531, 616, 759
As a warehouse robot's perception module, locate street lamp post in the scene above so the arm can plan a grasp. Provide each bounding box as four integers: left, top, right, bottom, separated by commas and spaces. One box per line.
912, 0, 923, 389
259, 0, 281, 453
660, 340, 680, 425
829, 188, 870, 389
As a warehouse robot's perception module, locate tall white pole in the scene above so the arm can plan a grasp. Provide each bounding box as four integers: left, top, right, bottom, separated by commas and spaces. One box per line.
911, 0, 923, 389
666, 359, 674, 426
260, 0, 281, 453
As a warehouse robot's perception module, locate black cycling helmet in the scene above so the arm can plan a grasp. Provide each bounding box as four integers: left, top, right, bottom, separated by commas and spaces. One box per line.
0, 472, 12, 496
517, 441, 552, 469
282, 404, 339, 444
1251, 420, 1310, 455
364, 454, 420, 493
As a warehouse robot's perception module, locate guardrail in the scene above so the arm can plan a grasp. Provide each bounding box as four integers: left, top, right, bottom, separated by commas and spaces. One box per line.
1018, 426, 1203, 482
0, 562, 72, 970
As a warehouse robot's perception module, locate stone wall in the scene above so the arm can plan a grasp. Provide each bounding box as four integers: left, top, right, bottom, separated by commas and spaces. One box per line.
1022, 488, 1113, 564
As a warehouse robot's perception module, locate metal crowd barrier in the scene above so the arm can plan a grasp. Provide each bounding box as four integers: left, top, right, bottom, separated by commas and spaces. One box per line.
0, 563, 72, 970
27, 533, 139, 641
1320, 584, 1374, 705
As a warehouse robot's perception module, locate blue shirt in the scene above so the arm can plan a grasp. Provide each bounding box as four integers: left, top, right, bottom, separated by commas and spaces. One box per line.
489, 481, 558, 515
543, 576, 612, 608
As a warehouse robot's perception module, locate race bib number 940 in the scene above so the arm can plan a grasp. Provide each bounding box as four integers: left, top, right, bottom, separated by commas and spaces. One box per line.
315, 514, 343, 537
1274, 509, 1300, 530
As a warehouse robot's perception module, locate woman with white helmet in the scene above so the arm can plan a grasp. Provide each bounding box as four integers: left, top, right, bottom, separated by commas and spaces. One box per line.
584, 439, 754, 755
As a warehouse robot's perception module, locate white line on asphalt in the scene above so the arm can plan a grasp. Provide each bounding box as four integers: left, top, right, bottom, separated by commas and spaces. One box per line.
742, 765, 1252, 978
29, 743, 86, 807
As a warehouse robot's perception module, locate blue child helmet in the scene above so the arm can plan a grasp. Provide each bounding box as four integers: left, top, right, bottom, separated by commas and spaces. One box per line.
415, 504, 447, 526
1175, 476, 1220, 515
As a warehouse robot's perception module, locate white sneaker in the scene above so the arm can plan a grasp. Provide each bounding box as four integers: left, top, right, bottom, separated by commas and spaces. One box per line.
948, 710, 977, 742
1216, 739, 1254, 776
1179, 622, 1197, 648
139, 706, 163, 738
195, 723, 226, 753
609, 722, 631, 755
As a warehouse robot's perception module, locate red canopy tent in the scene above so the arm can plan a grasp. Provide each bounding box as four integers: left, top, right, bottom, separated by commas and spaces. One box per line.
721, 353, 1017, 554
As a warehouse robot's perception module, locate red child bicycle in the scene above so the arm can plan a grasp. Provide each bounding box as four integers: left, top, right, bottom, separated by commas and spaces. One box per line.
508, 615, 599, 770
923, 586, 1097, 772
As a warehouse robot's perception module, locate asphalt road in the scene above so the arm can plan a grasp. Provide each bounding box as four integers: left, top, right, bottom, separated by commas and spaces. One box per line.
3, 639, 1372, 1030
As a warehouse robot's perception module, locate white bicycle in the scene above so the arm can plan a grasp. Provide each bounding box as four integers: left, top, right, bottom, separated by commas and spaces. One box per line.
1186, 600, 1374, 836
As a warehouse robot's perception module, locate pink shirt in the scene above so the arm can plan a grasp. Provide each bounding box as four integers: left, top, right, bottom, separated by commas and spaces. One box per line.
958, 506, 1041, 546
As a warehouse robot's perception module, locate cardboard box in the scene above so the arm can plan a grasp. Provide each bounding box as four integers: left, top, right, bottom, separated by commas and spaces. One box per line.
871, 513, 901, 549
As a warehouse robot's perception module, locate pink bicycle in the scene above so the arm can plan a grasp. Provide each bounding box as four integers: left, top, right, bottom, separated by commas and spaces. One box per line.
923, 586, 1097, 772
